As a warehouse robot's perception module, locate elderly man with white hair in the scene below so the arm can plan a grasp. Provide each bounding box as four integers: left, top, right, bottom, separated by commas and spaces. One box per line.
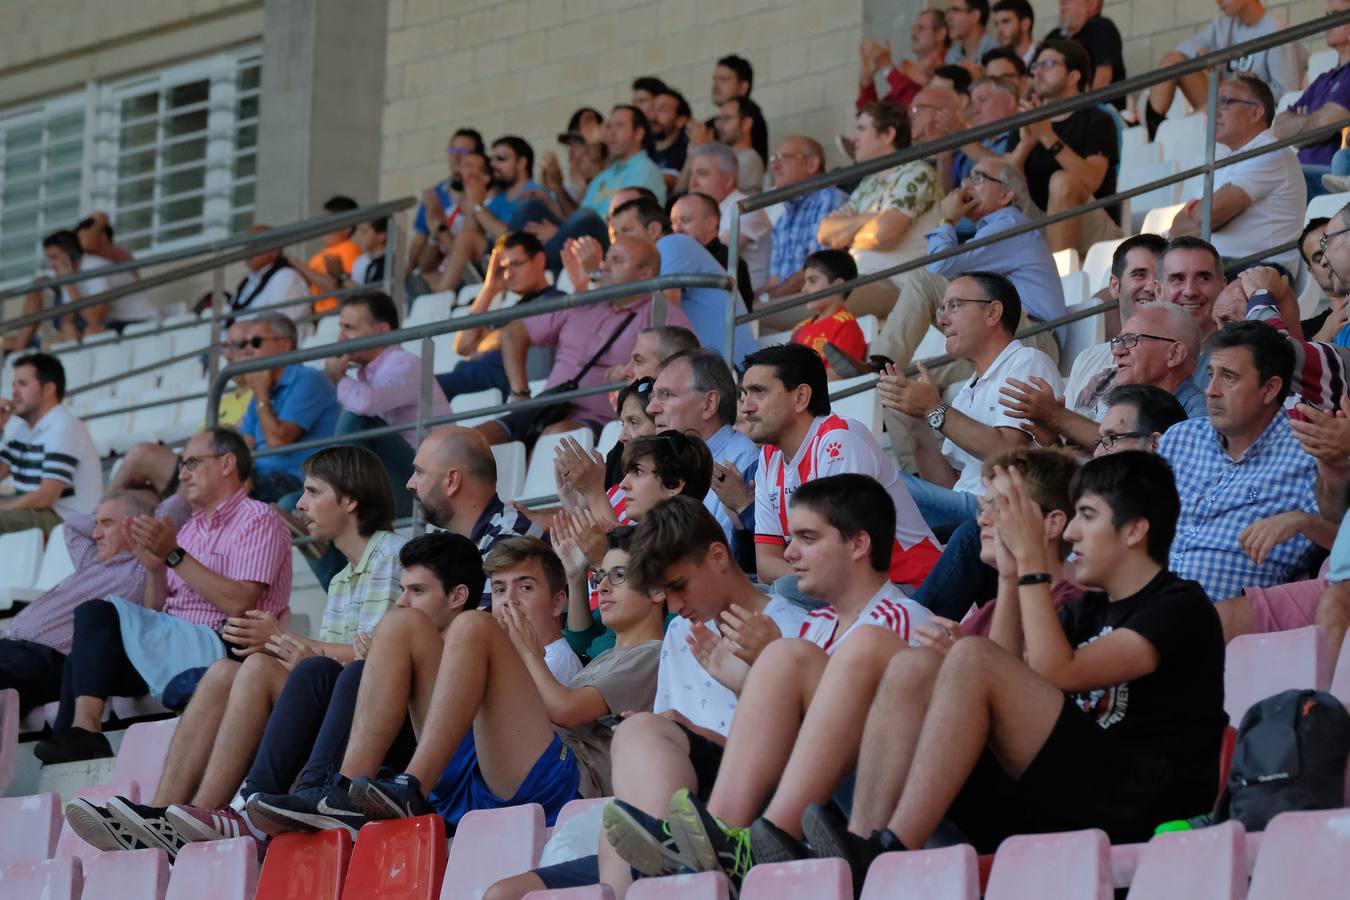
829, 157, 1063, 380
686, 142, 773, 291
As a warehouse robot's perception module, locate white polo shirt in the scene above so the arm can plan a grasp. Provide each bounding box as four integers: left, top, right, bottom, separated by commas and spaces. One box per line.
1206, 129, 1306, 276
719, 189, 773, 291
0, 404, 102, 520
943, 339, 1063, 495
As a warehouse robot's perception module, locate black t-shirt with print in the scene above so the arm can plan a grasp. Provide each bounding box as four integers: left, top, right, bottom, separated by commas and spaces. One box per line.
1058, 569, 1227, 790
1024, 105, 1122, 222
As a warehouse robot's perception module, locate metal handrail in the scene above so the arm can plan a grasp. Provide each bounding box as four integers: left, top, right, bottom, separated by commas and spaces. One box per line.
0, 197, 415, 334
0, 197, 413, 304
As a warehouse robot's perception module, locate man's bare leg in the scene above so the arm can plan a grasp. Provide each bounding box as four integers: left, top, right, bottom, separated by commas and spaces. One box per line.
475, 421, 511, 446
1316, 580, 1350, 661
189, 653, 292, 808
847, 648, 944, 834
1147, 52, 1188, 117
483, 873, 548, 900
1045, 170, 1091, 254
110, 442, 180, 495
600, 714, 702, 899
152, 660, 241, 806
704, 640, 829, 828
395, 612, 555, 793
884, 637, 1064, 849
761, 629, 910, 837
339, 608, 445, 777
1215, 594, 1253, 645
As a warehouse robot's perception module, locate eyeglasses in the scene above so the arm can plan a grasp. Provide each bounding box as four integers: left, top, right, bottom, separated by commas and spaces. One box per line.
1031, 57, 1064, 72
178, 453, 223, 472
1318, 224, 1350, 257
937, 297, 995, 316
588, 566, 628, 592
1093, 431, 1149, 452
1109, 332, 1176, 350
223, 335, 281, 351
768, 151, 808, 163
909, 103, 944, 116
447, 145, 471, 155
1216, 96, 1260, 109
964, 170, 1006, 187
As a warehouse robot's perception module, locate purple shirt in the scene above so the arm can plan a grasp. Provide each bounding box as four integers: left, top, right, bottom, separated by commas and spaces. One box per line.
523, 295, 692, 425
337, 345, 452, 446
1296, 61, 1350, 165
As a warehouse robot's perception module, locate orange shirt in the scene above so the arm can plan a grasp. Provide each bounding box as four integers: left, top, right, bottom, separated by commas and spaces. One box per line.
310, 239, 363, 313
792, 308, 866, 370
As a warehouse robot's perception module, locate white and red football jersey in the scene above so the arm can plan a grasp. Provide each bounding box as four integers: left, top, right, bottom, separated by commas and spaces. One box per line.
753, 414, 941, 586
797, 582, 934, 653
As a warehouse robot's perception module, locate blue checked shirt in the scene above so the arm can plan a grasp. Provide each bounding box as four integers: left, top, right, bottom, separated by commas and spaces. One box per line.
1159, 412, 1319, 601
769, 187, 848, 282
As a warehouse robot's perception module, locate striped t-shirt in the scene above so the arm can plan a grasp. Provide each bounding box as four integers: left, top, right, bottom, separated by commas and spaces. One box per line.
0, 404, 102, 520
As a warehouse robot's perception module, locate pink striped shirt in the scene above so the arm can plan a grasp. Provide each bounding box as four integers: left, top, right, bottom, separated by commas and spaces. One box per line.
166, 489, 292, 629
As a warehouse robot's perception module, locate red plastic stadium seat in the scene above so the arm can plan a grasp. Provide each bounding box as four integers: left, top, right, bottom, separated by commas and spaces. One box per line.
860, 845, 979, 900
84, 847, 172, 900
56, 780, 140, 866
1218, 725, 1238, 797
739, 858, 851, 899
1224, 626, 1332, 724
524, 887, 615, 899
0, 688, 18, 794
0, 856, 82, 899
441, 804, 546, 900
1248, 809, 1350, 899
1124, 820, 1246, 899
0, 792, 62, 867
110, 718, 178, 798
165, 836, 261, 900
627, 872, 730, 899
984, 829, 1112, 900
343, 814, 447, 900
256, 829, 353, 900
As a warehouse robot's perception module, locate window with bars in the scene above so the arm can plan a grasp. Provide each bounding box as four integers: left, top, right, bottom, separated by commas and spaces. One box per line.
0, 45, 261, 286
0, 95, 87, 283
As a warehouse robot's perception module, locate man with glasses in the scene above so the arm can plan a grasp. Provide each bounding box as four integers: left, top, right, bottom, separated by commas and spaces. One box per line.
1001, 302, 1205, 451
761, 137, 848, 303
236, 313, 340, 503
33, 427, 291, 764
945, 0, 998, 68
831, 159, 1061, 382
1170, 75, 1305, 275
1093, 384, 1189, 457
1009, 39, 1122, 255
1297, 218, 1350, 342
879, 273, 1061, 530
407, 127, 485, 276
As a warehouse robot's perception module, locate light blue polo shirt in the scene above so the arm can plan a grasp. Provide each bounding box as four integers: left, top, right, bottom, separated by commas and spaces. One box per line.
581, 152, 667, 213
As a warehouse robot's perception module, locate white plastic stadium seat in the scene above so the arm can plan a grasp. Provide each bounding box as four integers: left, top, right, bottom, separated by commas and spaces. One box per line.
492, 441, 527, 504
453, 387, 504, 427
1059, 300, 1109, 379
597, 420, 623, 460
4, 525, 75, 606
522, 429, 594, 501
1308, 48, 1339, 84
1082, 240, 1124, 292
0, 529, 45, 611
1120, 125, 1161, 172
855, 314, 879, 343
1060, 271, 1089, 309
1155, 113, 1207, 168
1307, 191, 1350, 224
1053, 248, 1080, 277
1141, 203, 1186, 238
830, 374, 881, 435
1121, 162, 1181, 232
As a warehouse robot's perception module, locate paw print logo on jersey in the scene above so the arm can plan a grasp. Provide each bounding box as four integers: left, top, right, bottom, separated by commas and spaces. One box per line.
824, 440, 845, 464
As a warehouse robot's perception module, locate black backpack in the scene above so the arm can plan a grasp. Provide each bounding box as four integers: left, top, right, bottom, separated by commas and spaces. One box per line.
1216, 689, 1350, 831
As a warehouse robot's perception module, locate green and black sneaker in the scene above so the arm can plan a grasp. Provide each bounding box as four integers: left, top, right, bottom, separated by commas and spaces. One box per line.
667, 788, 753, 892
602, 798, 700, 877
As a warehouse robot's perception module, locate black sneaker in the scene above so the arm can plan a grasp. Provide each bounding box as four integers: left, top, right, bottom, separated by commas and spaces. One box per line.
34, 727, 114, 765
801, 803, 900, 896
601, 798, 700, 878
106, 796, 187, 862
748, 816, 811, 865
64, 798, 150, 852
245, 785, 371, 838
666, 788, 752, 890
347, 773, 434, 820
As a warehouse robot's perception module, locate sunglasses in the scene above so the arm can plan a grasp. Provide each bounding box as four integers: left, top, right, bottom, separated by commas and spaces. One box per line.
224, 335, 282, 350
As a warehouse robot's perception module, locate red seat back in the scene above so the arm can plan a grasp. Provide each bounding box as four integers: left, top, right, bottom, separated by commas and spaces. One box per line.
342, 814, 447, 900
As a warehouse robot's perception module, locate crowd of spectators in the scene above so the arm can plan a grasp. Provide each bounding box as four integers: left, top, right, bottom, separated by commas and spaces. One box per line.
6, 3, 1350, 897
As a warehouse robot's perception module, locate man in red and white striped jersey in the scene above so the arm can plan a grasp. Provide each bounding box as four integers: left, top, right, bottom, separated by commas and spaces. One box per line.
738, 343, 941, 590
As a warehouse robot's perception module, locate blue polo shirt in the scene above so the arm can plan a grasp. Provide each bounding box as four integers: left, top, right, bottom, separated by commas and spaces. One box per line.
487, 180, 545, 223
655, 233, 757, 363
581, 152, 667, 213
239, 365, 340, 478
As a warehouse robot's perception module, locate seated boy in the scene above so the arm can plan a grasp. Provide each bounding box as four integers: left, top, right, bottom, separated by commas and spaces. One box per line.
65, 447, 404, 854
800, 452, 1226, 885
790, 250, 866, 378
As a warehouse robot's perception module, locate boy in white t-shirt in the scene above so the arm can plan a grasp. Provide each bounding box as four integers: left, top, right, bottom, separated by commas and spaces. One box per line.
603, 473, 933, 891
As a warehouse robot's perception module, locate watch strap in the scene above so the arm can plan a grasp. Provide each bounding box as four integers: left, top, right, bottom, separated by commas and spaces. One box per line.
1018, 572, 1053, 586
1047, 139, 1064, 156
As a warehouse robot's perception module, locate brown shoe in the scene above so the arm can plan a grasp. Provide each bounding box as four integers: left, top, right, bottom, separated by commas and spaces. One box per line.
823, 342, 894, 378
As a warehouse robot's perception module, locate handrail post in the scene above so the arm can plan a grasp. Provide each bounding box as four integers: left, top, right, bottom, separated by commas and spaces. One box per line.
207, 267, 225, 390
415, 336, 433, 536
1201, 67, 1220, 241
724, 205, 742, 367
387, 210, 405, 319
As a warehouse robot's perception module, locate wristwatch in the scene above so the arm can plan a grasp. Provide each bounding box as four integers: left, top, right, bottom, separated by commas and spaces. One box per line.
164, 547, 187, 569
927, 402, 950, 432
1046, 139, 1065, 156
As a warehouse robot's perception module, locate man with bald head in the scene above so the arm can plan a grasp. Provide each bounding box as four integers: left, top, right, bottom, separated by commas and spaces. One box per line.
670, 192, 755, 311
476, 235, 693, 447
762, 136, 848, 306
1000, 301, 1206, 451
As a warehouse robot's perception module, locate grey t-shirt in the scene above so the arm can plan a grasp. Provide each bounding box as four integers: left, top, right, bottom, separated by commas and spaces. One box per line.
557, 639, 662, 798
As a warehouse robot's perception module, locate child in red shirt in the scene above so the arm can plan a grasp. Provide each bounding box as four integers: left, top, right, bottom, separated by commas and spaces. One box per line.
790, 250, 866, 379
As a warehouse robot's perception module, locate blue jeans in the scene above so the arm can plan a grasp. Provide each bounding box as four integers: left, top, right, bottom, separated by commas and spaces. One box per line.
899, 471, 980, 530
436, 351, 510, 402
335, 412, 414, 519
912, 517, 997, 621
508, 200, 610, 271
